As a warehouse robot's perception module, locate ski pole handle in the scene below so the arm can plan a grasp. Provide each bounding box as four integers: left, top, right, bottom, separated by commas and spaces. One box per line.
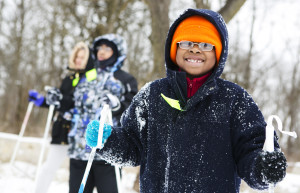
96, 104, 110, 149
264, 116, 276, 152
264, 116, 277, 193
264, 115, 297, 152
264, 115, 298, 193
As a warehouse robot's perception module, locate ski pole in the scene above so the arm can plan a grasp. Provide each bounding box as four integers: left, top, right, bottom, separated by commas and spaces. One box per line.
34, 104, 55, 183
105, 105, 122, 193
263, 115, 297, 193
94, 103, 123, 193
34, 86, 56, 185
79, 104, 110, 193
10, 101, 34, 167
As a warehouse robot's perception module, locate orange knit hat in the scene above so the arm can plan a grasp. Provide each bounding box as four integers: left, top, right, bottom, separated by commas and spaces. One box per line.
170, 15, 222, 64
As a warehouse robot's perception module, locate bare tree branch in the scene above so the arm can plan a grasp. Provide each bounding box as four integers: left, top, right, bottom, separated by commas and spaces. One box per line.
194, 0, 211, 9
218, 0, 247, 23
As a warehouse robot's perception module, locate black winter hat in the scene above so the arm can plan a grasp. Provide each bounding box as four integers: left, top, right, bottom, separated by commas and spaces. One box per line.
93, 39, 119, 69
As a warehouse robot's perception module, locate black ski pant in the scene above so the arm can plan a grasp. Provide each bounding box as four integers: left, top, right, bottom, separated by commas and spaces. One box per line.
69, 158, 119, 193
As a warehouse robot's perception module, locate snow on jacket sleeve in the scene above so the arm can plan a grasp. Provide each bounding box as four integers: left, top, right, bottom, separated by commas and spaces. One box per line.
230, 88, 274, 190
97, 82, 150, 166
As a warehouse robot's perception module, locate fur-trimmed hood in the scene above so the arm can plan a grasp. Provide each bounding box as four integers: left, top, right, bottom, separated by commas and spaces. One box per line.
68, 41, 90, 70
92, 34, 127, 70
93, 33, 127, 58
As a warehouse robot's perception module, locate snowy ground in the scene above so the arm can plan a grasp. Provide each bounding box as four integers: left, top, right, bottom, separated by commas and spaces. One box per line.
0, 161, 139, 193
1, 161, 300, 193
0, 134, 139, 193
0, 134, 300, 193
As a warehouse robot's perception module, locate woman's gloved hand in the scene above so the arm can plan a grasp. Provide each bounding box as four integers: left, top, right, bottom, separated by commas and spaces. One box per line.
46, 87, 63, 108
28, 90, 44, 106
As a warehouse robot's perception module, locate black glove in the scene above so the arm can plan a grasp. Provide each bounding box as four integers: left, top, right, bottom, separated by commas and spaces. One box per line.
99, 92, 121, 112
106, 93, 120, 111
254, 150, 287, 184
46, 87, 63, 108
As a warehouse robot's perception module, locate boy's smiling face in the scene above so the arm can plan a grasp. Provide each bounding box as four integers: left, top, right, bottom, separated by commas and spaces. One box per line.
176, 43, 216, 78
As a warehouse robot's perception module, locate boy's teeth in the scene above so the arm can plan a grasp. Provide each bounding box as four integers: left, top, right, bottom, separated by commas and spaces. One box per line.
187, 59, 203, 63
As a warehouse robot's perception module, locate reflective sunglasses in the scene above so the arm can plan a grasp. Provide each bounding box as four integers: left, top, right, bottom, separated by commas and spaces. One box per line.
177, 41, 214, 51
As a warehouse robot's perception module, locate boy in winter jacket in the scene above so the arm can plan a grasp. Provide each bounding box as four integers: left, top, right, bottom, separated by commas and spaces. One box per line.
28, 41, 94, 193
68, 34, 138, 193
85, 9, 287, 192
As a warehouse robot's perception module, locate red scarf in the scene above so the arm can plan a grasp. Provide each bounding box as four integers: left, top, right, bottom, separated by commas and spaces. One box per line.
186, 72, 212, 98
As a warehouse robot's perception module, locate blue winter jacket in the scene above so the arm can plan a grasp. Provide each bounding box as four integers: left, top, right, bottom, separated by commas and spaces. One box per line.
99, 9, 276, 192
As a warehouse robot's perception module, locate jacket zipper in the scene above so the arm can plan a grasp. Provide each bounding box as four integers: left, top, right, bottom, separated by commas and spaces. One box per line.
188, 81, 193, 97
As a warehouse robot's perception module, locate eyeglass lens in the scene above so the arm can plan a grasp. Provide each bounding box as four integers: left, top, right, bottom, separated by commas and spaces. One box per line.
178, 41, 214, 51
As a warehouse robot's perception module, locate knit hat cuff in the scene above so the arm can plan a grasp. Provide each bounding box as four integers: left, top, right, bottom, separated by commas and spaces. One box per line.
170, 16, 222, 64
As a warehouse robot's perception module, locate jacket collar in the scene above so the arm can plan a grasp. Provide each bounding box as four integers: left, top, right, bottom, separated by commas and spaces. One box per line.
166, 68, 218, 111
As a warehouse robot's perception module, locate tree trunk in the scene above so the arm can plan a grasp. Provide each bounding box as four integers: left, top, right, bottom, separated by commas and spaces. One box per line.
144, 0, 171, 80
242, 0, 256, 91
4, 0, 26, 132
285, 52, 300, 157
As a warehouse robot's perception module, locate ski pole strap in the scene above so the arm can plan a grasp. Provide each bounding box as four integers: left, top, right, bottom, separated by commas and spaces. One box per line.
161, 93, 185, 111
264, 115, 297, 152
267, 115, 297, 138
110, 55, 126, 73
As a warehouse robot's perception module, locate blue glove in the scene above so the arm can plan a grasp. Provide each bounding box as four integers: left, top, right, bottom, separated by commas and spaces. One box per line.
28, 90, 44, 106
85, 120, 112, 148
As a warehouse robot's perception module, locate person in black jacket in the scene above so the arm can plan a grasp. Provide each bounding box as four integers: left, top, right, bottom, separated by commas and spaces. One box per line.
85, 9, 287, 193
68, 34, 137, 193
28, 41, 94, 193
